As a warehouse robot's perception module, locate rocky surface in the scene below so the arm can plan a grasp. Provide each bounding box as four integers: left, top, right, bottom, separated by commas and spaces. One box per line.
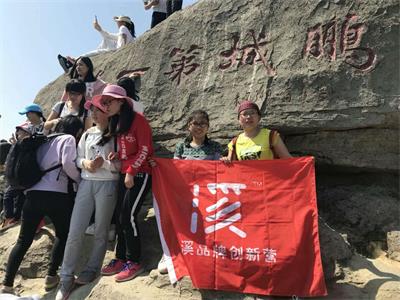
387, 231, 400, 262
35, 0, 399, 172
1, 0, 398, 299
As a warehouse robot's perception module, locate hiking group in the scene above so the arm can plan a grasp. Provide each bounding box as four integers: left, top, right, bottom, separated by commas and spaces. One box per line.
0, 1, 293, 299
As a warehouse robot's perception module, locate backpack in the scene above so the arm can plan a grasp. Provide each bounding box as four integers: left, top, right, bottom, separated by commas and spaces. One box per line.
5, 133, 64, 189
231, 129, 277, 161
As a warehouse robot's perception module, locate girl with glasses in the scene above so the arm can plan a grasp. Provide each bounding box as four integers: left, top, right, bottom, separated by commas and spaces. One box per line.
221, 101, 291, 162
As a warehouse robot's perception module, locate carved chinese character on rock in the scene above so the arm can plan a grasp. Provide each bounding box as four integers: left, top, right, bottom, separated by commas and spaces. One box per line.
164, 44, 203, 85
303, 14, 377, 72
219, 30, 276, 76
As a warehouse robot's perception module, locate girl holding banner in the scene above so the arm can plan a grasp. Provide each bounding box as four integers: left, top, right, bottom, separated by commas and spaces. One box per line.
157, 110, 223, 274
221, 101, 292, 162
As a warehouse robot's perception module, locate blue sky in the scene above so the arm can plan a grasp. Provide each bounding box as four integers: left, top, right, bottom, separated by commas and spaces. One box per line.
0, 0, 197, 139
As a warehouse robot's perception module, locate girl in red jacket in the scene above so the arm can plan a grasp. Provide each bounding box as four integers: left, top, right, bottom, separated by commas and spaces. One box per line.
94, 84, 153, 282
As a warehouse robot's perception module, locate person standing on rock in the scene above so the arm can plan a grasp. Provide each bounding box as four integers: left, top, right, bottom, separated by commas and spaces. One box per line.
1, 116, 84, 295
220, 100, 292, 162
166, 0, 183, 16
97, 85, 153, 282
1, 123, 33, 230
157, 109, 223, 274
143, 0, 168, 28
55, 98, 120, 300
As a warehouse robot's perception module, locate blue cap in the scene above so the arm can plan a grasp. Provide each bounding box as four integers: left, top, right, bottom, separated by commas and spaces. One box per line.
18, 104, 43, 115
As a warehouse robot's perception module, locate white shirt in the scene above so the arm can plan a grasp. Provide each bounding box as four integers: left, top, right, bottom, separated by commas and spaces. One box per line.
147, 0, 167, 13
117, 25, 134, 48
76, 126, 120, 181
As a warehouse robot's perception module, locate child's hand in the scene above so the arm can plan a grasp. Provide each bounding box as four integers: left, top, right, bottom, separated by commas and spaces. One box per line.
220, 156, 233, 165
107, 151, 119, 161
147, 157, 157, 167
125, 173, 134, 189
92, 156, 104, 169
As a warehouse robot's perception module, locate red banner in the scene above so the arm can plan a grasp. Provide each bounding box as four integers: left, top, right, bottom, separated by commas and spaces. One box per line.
152, 157, 327, 297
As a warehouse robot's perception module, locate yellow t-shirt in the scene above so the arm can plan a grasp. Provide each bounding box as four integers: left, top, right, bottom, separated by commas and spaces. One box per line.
228, 128, 279, 160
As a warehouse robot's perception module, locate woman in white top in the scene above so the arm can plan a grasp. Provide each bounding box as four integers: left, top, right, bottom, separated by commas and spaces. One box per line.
58, 16, 135, 73
83, 15, 135, 57
56, 97, 120, 300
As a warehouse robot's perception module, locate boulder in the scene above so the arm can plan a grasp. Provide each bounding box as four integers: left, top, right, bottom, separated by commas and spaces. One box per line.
34, 0, 399, 172
317, 183, 399, 256
387, 231, 400, 262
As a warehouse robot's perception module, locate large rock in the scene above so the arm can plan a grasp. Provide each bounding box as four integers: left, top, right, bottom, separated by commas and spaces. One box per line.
34, 0, 399, 172
317, 183, 399, 256
387, 231, 400, 262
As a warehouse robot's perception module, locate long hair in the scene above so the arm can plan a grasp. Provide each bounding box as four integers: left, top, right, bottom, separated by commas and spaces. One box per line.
97, 127, 112, 147
54, 115, 84, 138
65, 79, 87, 117
124, 21, 136, 38
69, 56, 96, 82
107, 101, 135, 137
117, 77, 139, 101
184, 110, 210, 146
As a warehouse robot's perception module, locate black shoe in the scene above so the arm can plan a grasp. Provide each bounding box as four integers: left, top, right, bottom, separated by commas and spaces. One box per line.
57, 54, 72, 73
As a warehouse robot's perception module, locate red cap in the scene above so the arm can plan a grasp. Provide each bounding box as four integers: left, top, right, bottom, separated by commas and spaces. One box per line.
237, 100, 260, 115
84, 96, 107, 113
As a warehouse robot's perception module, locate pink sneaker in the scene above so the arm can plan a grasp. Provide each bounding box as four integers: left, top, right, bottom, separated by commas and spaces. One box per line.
36, 218, 45, 234
101, 259, 125, 276
114, 261, 144, 282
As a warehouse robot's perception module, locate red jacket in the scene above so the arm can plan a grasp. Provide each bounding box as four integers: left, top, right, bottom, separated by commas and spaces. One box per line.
118, 113, 153, 176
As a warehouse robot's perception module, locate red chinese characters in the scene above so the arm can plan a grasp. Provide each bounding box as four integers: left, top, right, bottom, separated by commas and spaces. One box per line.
304, 14, 377, 71
219, 30, 276, 76
164, 44, 203, 85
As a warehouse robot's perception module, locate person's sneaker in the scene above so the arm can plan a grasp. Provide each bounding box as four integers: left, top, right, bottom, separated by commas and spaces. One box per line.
1, 218, 19, 229
108, 224, 116, 242
0, 284, 15, 294
75, 270, 97, 285
157, 255, 168, 275
101, 259, 125, 276
55, 280, 74, 300
114, 261, 144, 282
36, 218, 45, 234
57, 54, 73, 73
44, 274, 60, 291
85, 223, 95, 235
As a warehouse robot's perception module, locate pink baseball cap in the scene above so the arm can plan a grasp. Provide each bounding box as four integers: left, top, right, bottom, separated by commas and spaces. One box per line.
15, 122, 32, 134
84, 96, 107, 113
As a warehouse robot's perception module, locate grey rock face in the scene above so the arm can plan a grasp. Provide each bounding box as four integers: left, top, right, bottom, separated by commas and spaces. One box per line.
34, 0, 399, 172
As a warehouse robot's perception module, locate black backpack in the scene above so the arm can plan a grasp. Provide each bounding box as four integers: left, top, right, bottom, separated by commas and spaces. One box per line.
5, 133, 64, 189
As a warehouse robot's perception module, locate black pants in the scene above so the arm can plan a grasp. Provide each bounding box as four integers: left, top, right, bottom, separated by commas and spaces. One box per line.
114, 173, 151, 263
167, 0, 183, 16
3, 186, 25, 220
151, 11, 167, 28
3, 190, 73, 287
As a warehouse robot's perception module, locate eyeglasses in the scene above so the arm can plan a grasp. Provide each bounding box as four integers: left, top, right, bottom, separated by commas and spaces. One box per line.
239, 110, 258, 117
189, 122, 209, 128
